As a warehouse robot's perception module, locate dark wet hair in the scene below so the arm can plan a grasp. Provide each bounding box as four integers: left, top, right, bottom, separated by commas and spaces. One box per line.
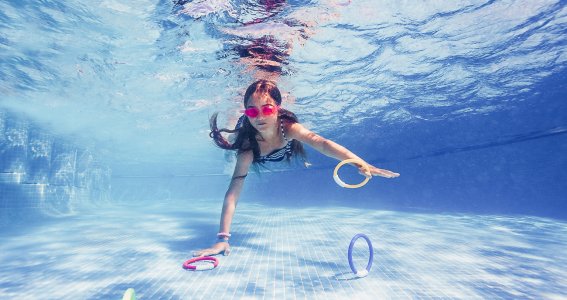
209, 80, 307, 167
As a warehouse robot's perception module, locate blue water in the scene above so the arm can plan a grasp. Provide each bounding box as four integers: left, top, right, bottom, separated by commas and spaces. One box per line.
1, 0, 567, 299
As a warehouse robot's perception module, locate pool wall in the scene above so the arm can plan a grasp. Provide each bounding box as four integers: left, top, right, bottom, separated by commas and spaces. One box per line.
0, 110, 111, 226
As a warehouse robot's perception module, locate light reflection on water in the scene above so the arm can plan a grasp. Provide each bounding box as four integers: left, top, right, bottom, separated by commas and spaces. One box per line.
0, 0, 565, 168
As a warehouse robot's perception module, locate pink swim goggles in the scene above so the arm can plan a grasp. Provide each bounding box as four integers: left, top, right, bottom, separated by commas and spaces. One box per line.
242, 104, 278, 118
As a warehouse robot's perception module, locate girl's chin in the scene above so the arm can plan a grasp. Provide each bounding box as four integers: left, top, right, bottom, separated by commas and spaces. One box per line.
255, 123, 270, 130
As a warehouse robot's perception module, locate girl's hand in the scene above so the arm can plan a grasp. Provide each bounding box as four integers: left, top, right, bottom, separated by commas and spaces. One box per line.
355, 162, 400, 178
192, 242, 230, 257
369, 165, 400, 178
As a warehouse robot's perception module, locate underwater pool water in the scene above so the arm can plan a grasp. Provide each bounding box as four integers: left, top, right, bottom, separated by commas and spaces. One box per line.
1, 0, 567, 298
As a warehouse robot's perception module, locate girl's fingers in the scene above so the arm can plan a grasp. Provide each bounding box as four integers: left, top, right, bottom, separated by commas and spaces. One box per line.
192, 244, 229, 257
372, 168, 400, 178
383, 171, 400, 178
193, 248, 212, 257
203, 251, 212, 257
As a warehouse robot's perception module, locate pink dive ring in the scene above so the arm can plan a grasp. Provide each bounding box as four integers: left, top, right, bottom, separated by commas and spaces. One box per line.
183, 256, 219, 271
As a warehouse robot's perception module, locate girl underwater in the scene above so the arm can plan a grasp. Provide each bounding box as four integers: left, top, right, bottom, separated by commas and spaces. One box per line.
193, 80, 400, 257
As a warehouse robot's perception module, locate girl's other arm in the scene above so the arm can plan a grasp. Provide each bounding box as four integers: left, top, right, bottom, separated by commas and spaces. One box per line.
287, 122, 399, 178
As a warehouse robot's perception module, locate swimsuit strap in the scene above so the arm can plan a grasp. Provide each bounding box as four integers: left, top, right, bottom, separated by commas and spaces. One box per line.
280, 119, 288, 142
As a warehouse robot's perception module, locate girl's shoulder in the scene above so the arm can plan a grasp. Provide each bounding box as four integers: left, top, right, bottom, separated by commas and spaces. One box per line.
281, 118, 300, 128
282, 120, 304, 140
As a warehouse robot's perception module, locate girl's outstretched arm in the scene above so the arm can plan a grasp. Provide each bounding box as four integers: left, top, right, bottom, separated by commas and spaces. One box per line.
193, 150, 254, 257
287, 122, 400, 178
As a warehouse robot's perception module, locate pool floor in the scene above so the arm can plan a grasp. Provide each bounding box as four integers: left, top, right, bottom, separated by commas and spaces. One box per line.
1, 199, 566, 299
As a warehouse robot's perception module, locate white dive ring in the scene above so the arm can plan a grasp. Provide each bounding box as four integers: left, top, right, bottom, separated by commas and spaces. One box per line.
333, 158, 371, 189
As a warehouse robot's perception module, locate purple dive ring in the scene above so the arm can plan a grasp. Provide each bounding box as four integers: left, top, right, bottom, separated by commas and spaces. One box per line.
348, 234, 373, 278
183, 256, 219, 271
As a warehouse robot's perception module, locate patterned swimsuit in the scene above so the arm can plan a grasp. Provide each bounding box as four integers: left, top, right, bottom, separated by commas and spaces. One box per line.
257, 124, 292, 163
235, 115, 293, 163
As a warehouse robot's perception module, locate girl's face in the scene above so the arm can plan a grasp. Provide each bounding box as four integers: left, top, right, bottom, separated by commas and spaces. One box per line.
245, 92, 279, 133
